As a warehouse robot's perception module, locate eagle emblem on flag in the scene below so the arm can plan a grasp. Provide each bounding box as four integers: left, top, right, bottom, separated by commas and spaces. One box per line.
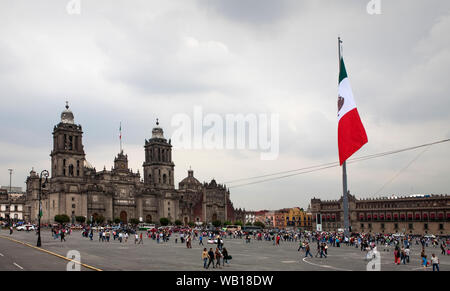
338, 96, 345, 112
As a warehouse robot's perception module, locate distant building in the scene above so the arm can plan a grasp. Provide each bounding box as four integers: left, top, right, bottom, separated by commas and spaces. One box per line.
286, 207, 312, 230
0, 186, 23, 193
310, 193, 450, 235
274, 208, 290, 229
0, 189, 26, 221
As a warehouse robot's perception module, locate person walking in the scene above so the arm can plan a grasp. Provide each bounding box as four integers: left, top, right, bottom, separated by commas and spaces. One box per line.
431, 253, 440, 271
139, 233, 143, 244
60, 229, 66, 242
207, 248, 215, 269
215, 247, 222, 269
9, 226, 13, 235
202, 248, 209, 269
405, 247, 410, 264
199, 235, 204, 246
304, 243, 313, 258
315, 241, 321, 258
394, 246, 400, 265
320, 243, 327, 258
222, 248, 231, 266
421, 249, 428, 269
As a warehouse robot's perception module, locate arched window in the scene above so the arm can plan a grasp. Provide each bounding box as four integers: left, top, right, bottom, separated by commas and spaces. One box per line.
69, 164, 74, 176
163, 174, 167, 184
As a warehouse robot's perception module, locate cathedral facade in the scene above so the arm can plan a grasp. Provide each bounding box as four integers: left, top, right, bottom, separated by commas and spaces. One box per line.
24, 104, 236, 225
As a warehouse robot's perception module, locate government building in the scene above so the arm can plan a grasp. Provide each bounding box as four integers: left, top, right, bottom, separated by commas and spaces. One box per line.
24, 103, 236, 225
310, 193, 450, 235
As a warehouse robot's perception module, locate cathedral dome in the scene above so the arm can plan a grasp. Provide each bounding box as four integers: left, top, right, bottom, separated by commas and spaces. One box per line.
61, 101, 74, 124
179, 169, 201, 189
151, 118, 164, 139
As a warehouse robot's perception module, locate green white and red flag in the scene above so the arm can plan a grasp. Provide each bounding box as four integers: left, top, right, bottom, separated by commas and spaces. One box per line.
337, 56, 368, 165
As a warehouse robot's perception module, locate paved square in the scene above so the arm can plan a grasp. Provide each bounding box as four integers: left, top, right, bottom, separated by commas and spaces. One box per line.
0, 229, 448, 271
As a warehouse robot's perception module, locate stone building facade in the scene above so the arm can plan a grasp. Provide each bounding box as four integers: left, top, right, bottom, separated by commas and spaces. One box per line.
0, 189, 26, 221
310, 193, 450, 235
24, 103, 236, 225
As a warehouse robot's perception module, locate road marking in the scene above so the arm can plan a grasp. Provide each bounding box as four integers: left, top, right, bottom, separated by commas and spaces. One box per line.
13, 262, 24, 270
281, 260, 296, 263
302, 257, 352, 271
0, 253, 4, 256
0, 235, 102, 271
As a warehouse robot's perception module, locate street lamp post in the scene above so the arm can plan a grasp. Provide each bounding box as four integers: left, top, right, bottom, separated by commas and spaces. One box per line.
37, 170, 49, 247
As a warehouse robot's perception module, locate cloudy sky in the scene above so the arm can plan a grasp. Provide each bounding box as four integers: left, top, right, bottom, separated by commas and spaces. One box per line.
1, 0, 449, 210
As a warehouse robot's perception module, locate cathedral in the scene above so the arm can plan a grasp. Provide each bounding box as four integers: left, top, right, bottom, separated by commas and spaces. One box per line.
24, 103, 236, 225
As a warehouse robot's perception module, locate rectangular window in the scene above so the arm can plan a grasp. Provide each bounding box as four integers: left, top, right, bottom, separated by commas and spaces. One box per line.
424, 223, 428, 230
394, 223, 399, 229
381, 223, 385, 229
408, 223, 413, 230
439, 224, 444, 230
72, 204, 76, 209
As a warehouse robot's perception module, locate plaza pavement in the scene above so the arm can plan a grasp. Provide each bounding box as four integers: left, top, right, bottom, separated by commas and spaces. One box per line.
0, 229, 448, 271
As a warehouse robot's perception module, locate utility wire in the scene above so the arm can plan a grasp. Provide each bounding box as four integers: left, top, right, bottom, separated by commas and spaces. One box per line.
374, 145, 432, 196
226, 138, 450, 189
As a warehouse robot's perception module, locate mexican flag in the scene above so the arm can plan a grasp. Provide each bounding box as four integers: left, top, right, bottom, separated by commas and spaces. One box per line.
337, 56, 368, 165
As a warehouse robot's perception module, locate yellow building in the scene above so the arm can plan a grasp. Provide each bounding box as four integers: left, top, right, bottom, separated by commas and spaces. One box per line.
286, 207, 312, 230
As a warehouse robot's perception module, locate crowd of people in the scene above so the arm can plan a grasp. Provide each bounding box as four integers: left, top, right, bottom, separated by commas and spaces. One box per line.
4, 221, 448, 271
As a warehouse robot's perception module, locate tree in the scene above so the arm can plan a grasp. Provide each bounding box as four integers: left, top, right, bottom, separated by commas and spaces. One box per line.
75, 216, 86, 223
245, 222, 253, 226
234, 220, 243, 226
129, 218, 140, 225
160, 217, 169, 226
223, 221, 232, 226
95, 215, 105, 224
212, 220, 222, 228
54, 214, 70, 224
188, 221, 195, 227
114, 218, 121, 224
174, 220, 183, 226
254, 221, 265, 228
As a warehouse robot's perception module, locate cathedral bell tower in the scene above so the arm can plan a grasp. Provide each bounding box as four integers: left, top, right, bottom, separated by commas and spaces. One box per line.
143, 119, 175, 189
50, 102, 85, 179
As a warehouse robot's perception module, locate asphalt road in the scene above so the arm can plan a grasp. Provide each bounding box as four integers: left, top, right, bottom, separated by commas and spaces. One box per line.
0, 234, 91, 271
0, 229, 448, 271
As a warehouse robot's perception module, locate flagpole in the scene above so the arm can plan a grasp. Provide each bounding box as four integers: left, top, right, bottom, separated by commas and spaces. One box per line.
119, 121, 122, 153
339, 36, 350, 237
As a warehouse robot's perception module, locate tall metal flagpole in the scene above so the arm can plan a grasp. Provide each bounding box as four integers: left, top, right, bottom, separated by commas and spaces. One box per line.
119, 121, 122, 152
339, 37, 350, 237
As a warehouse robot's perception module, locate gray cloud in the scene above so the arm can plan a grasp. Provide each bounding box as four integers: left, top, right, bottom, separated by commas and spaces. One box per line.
0, 0, 449, 210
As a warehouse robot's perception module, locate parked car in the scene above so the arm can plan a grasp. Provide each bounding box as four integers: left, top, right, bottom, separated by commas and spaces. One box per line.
16, 224, 35, 231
